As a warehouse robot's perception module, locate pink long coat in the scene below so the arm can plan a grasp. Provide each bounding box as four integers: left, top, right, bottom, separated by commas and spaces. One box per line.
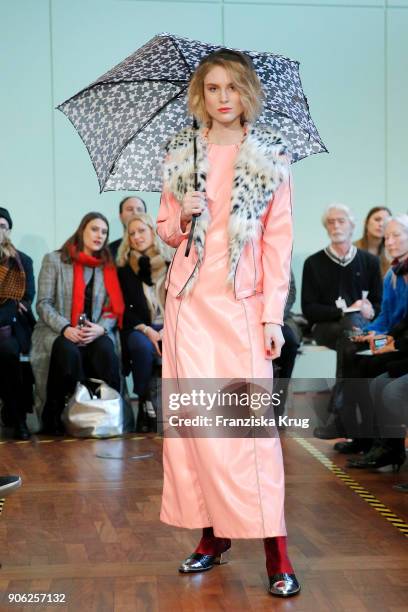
157, 143, 293, 538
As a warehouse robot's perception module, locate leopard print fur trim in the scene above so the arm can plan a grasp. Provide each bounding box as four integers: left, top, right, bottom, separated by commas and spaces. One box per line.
163, 125, 290, 291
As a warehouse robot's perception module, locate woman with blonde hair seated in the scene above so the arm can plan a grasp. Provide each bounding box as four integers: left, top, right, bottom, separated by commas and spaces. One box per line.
116, 213, 169, 432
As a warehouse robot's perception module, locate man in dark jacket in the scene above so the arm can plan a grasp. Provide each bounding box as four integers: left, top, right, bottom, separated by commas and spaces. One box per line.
302, 204, 382, 353
0, 207, 35, 440
301, 204, 383, 440
109, 196, 147, 260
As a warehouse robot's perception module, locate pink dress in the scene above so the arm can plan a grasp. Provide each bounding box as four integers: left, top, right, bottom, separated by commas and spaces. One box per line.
159, 143, 287, 538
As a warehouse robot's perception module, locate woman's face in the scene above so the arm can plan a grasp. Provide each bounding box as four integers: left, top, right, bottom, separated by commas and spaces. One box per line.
366, 209, 391, 239
0, 218, 10, 245
128, 220, 154, 253
203, 65, 244, 127
384, 220, 408, 259
82, 218, 108, 255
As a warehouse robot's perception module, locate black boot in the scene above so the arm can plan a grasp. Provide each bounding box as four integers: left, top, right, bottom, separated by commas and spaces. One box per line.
41, 415, 65, 436
393, 483, 408, 493
135, 400, 150, 433
333, 438, 373, 454
41, 400, 65, 436
348, 439, 406, 471
145, 399, 157, 433
13, 418, 31, 441
0, 475, 22, 496
1, 403, 14, 427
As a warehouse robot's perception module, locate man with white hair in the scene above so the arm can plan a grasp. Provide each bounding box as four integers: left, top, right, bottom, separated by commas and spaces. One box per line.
301, 204, 383, 440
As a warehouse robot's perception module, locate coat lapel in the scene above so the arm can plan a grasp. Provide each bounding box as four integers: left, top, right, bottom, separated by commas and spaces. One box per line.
60, 260, 73, 321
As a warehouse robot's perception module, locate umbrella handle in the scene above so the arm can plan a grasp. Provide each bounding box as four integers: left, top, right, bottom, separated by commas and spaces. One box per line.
185, 119, 199, 258
185, 215, 197, 257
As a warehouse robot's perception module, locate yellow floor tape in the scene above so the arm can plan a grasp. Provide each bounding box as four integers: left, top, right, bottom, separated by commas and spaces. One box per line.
295, 437, 408, 538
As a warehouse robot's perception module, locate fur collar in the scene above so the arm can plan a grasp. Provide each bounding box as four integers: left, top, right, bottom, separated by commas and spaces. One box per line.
163, 124, 290, 290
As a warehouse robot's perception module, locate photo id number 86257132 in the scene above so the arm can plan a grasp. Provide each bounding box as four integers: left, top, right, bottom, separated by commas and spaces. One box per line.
7, 593, 66, 604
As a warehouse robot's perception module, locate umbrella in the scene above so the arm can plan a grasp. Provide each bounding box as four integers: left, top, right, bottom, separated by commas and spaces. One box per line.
57, 32, 327, 194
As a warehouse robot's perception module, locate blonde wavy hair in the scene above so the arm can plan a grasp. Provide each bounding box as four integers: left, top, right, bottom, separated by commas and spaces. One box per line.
116, 212, 171, 266
188, 49, 263, 126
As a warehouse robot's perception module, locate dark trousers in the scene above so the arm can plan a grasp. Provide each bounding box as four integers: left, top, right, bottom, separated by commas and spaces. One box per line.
126, 324, 162, 399
273, 324, 299, 417
313, 315, 370, 432
370, 373, 407, 449
340, 351, 407, 438
0, 337, 30, 424
312, 312, 367, 377
275, 324, 299, 379
43, 335, 120, 424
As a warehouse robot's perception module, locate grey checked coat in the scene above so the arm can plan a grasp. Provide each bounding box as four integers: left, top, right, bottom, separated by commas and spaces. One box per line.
30, 251, 118, 410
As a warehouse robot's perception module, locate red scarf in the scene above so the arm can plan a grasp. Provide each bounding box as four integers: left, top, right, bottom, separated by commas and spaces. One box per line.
69, 246, 124, 329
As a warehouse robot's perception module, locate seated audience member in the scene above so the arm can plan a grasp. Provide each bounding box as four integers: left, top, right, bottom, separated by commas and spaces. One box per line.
273, 270, 300, 414
302, 204, 382, 361
303, 204, 383, 441
117, 213, 169, 432
355, 206, 391, 278
346, 333, 407, 473
335, 216, 408, 454
0, 207, 35, 440
31, 212, 124, 435
360, 216, 408, 336
372, 367, 408, 492
109, 196, 147, 260
372, 370, 407, 481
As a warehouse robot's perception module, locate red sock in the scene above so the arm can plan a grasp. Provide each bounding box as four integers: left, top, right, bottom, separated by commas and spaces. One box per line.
263, 536, 294, 575
195, 527, 231, 556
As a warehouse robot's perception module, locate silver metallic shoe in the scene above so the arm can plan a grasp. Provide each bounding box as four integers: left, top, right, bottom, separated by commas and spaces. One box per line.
268, 573, 301, 597
178, 549, 231, 573
0, 475, 22, 497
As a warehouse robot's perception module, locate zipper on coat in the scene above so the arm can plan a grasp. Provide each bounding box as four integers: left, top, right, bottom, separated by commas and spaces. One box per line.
233, 241, 257, 298
165, 243, 180, 289
251, 239, 257, 292
233, 253, 242, 299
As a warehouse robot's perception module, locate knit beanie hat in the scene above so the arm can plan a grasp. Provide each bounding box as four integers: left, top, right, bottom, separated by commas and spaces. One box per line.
0, 207, 12, 229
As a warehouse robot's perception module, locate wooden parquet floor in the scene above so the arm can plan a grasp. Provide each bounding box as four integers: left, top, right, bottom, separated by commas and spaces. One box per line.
0, 433, 407, 612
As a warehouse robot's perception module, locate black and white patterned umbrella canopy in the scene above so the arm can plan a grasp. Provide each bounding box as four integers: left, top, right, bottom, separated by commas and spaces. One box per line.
58, 32, 327, 193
